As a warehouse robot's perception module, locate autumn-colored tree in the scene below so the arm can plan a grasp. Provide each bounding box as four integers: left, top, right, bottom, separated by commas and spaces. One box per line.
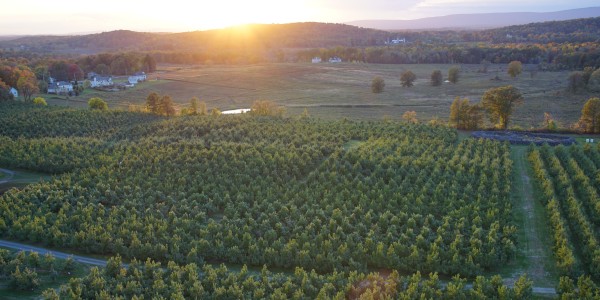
159, 95, 176, 116
182, 97, 207, 116
507, 61, 522, 78
88, 97, 108, 110
197, 101, 207, 116
448, 66, 459, 84
188, 97, 199, 115
0, 80, 13, 101
431, 70, 442, 86
543, 112, 557, 131
17, 70, 39, 102
449, 97, 483, 130
402, 111, 418, 124
371, 76, 385, 93
146, 92, 161, 114
251, 100, 285, 116
400, 70, 416, 87
481, 85, 523, 129
578, 97, 600, 133
33, 97, 47, 106
68, 64, 84, 81
0, 65, 21, 87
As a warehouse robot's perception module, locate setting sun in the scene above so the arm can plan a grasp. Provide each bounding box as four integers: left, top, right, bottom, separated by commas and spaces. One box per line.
172, 1, 316, 30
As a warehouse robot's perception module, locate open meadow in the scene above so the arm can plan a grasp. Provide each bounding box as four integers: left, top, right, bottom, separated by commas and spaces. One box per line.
43, 63, 596, 128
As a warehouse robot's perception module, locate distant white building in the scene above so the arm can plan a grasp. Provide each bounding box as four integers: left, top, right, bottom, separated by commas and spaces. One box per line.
9, 87, 18, 98
90, 76, 113, 88
311, 57, 322, 63
48, 81, 73, 94
385, 38, 406, 45
329, 57, 342, 63
128, 71, 147, 85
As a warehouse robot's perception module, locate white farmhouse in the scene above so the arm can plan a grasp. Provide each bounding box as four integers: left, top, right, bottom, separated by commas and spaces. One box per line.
328, 57, 342, 63
128, 71, 147, 85
9, 87, 18, 98
48, 81, 74, 94
90, 76, 113, 88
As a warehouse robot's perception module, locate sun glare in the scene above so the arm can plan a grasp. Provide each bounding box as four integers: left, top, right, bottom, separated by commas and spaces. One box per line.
173, 1, 315, 30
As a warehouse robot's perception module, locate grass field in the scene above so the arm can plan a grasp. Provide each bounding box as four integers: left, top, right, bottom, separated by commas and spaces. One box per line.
42, 63, 598, 127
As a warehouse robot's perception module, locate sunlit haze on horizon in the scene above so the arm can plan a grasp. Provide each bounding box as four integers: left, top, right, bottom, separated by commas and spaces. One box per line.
1, 0, 599, 35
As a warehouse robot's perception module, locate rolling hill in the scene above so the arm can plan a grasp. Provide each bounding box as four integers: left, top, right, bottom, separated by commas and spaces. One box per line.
1, 15, 600, 56
347, 7, 600, 30
0, 23, 390, 54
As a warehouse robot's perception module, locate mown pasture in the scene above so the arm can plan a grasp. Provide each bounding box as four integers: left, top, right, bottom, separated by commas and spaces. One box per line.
43, 63, 595, 128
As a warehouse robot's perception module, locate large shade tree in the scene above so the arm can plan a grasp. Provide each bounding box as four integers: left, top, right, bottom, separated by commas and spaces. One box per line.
400, 70, 416, 87
449, 97, 483, 130
16, 70, 39, 102
507, 61, 523, 78
481, 85, 523, 129
146, 92, 161, 114
579, 97, 600, 133
371, 76, 385, 93
448, 66, 459, 84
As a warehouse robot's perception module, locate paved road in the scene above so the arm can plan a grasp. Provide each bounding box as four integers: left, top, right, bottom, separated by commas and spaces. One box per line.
0, 239, 108, 267
0, 168, 15, 184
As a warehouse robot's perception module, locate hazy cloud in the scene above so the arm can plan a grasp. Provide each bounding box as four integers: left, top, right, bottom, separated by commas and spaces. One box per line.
1, 0, 599, 34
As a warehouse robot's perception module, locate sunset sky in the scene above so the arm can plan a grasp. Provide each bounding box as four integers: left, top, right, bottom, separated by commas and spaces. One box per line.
1, 0, 598, 35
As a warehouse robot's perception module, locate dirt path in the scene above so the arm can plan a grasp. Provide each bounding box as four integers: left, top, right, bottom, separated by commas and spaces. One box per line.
511, 146, 554, 287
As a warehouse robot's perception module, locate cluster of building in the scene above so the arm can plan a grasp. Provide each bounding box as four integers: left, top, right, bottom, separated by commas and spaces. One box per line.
87, 71, 147, 88
311, 56, 343, 63
385, 37, 407, 45
45, 71, 148, 95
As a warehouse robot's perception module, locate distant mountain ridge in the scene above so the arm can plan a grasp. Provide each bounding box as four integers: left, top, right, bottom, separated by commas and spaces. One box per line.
0, 23, 389, 54
1, 16, 600, 56
347, 7, 600, 30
